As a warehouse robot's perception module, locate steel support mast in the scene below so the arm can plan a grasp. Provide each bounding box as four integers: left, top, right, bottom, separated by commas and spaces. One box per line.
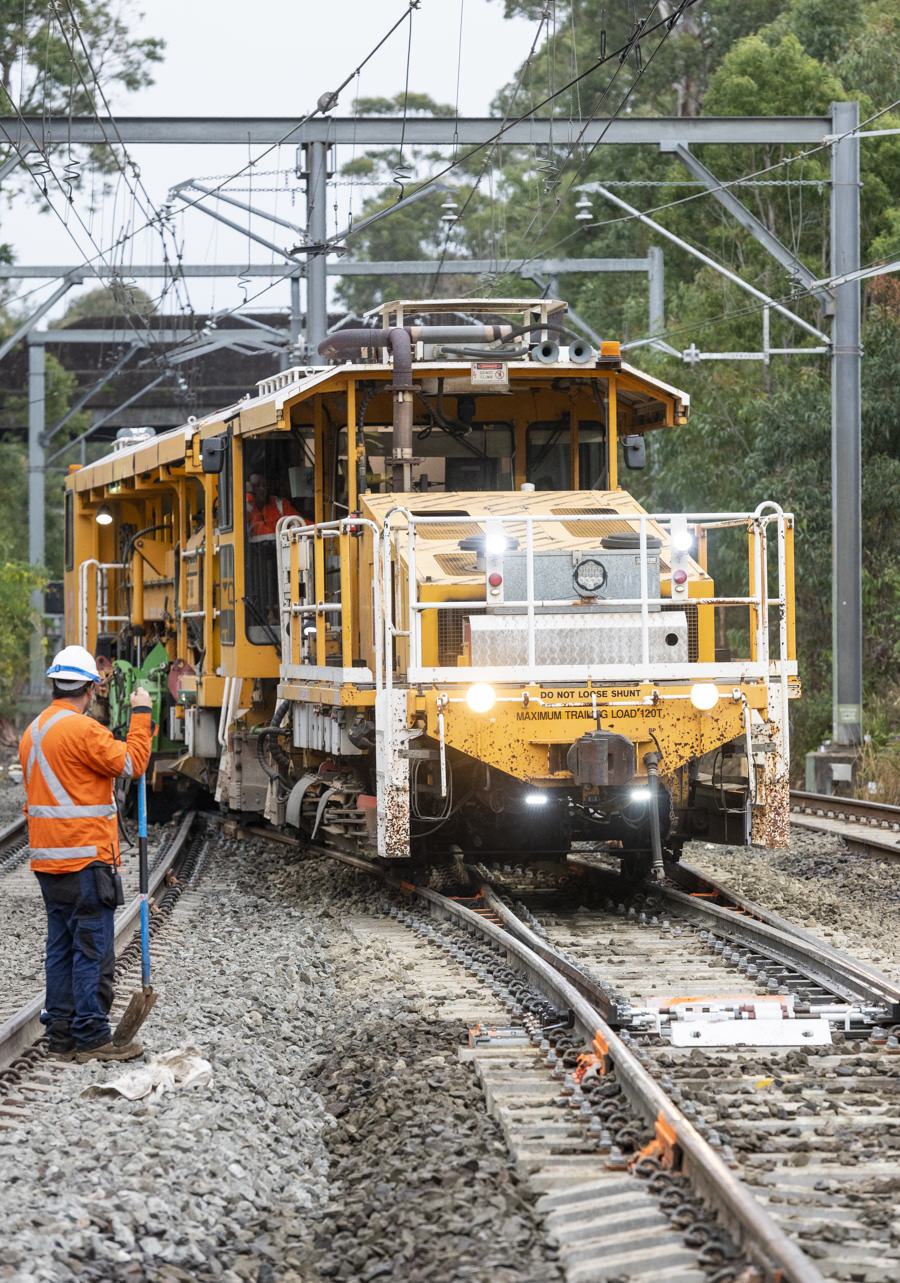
830, 101, 862, 746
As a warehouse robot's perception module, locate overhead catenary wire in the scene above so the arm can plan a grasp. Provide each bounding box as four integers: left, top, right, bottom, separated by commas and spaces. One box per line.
55, 0, 196, 325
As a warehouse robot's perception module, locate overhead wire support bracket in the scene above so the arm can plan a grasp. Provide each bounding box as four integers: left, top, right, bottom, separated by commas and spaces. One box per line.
659, 141, 833, 313
580, 182, 831, 345
0, 270, 86, 363
169, 186, 296, 260
171, 178, 307, 238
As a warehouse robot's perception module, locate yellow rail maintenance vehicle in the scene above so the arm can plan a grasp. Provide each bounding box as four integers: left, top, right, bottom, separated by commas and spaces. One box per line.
64, 297, 798, 876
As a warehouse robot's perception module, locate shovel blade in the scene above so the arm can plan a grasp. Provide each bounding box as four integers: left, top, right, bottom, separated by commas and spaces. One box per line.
113, 986, 157, 1045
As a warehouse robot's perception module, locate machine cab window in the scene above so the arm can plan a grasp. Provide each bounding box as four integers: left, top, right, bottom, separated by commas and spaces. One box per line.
243, 438, 312, 645
526, 419, 607, 490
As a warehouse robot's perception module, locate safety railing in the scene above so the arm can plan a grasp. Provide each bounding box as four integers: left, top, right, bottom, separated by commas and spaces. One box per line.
78, 559, 127, 650
276, 514, 382, 687
379, 502, 795, 688
276, 503, 795, 744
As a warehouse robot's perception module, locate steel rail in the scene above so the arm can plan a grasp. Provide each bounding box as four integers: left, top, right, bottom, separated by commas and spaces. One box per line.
418, 883, 826, 1283
657, 882, 900, 1018
790, 789, 900, 827
790, 789, 900, 858
0, 810, 196, 1071
270, 833, 825, 1283
562, 853, 900, 1017
0, 816, 27, 857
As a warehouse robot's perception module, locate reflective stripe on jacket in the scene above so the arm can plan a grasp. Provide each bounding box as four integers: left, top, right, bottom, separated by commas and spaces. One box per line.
19, 701, 153, 874
246, 494, 300, 535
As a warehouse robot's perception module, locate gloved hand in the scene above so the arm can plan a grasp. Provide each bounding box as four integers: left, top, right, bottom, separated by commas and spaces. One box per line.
130, 686, 153, 710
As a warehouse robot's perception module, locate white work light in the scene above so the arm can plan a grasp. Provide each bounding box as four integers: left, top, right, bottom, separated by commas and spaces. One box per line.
690, 683, 719, 711
465, 683, 496, 714
95, 504, 113, 525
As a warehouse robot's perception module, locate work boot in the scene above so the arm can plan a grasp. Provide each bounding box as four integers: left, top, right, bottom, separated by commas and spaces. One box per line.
75, 1041, 143, 1063
46, 1044, 77, 1062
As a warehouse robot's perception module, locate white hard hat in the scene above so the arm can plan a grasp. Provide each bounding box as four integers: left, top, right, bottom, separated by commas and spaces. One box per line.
46, 645, 101, 687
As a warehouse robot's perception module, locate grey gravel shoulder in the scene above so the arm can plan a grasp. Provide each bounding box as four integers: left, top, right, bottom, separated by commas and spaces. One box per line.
0, 838, 561, 1283
683, 826, 900, 984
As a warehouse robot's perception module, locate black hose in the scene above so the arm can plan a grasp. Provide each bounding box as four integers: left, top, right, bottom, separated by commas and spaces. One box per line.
256, 701, 293, 780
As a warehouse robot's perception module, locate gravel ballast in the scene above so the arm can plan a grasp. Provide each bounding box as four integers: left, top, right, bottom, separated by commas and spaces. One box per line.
5, 748, 900, 1282
684, 827, 900, 985
0, 835, 561, 1283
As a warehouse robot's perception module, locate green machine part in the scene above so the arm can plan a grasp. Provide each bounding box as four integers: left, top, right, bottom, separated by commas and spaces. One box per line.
107, 643, 179, 751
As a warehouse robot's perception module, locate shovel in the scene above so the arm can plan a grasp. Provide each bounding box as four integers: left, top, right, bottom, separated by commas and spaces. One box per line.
113, 769, 157, 1044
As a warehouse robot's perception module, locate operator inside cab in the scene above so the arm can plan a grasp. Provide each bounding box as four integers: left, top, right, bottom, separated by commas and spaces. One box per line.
245, 473, 299, 535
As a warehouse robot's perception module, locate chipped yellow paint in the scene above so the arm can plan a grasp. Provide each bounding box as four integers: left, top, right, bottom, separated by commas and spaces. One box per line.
420, 684, 766, 783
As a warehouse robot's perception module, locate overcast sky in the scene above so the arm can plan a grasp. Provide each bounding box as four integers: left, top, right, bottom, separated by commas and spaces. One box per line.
2, 0, 537, 319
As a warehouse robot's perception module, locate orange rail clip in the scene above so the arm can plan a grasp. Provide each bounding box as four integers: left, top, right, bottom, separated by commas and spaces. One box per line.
632, 1111, 679, 1171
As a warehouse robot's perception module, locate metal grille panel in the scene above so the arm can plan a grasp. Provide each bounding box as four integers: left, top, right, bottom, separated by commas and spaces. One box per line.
469, 611, 688, 666
438, 608, 485, 665
551, 507, 633, 539
435, 553, 478, 576
663, 602, 698, 660
414, 522, 482, 540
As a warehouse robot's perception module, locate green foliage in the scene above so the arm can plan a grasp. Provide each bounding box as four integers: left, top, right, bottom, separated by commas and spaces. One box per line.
60, 284, 156, 324
833, 1, 900, 106
768, 0, 862, 65
0, 0, 163, 113
703, 33, 844, 115
0, 547, 44, 718
0, 0, 163, 199
354, 93, 456, 117
0, 340, 89, 577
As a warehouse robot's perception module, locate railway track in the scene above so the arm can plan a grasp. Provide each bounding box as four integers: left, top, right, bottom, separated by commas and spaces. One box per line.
261, 831, 896, 1283
790, 790, 900, 858
468, 861, 900, 1283
0, 815, 28, 874
0, 811, 202, 1075
4, 808, 898, 1282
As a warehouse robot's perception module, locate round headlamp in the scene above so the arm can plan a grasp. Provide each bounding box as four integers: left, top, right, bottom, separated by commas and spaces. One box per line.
465, 683, 496, 714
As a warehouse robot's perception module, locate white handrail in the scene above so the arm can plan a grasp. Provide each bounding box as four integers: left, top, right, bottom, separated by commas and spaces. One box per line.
379, 506, 793, 687
78, 559, 125, 648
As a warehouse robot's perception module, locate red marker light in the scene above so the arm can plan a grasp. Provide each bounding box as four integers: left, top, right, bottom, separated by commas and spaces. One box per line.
673, 569, 688, 585
488, 572, 503, 587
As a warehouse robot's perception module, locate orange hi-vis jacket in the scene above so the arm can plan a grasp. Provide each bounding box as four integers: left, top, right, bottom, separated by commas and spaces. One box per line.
246, 494, 300, 535
20, 701, 153, 874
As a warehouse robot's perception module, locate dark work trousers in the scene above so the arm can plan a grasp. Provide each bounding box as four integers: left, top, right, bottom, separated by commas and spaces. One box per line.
34, 862, 117, 1050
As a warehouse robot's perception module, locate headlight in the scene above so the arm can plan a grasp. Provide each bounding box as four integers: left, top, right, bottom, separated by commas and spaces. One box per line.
630, 787, 652, 803
524, 792, 548, 806
484, 532, 511, 556
465, 683, 496, 713
690, 682, 719, 711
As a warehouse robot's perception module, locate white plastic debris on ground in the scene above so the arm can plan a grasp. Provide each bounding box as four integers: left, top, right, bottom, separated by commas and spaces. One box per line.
81, 1044, 212, 1100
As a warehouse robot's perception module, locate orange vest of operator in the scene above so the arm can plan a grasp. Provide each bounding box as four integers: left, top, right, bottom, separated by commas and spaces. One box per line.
20, 702, 153, 874
246, 494, 300, 535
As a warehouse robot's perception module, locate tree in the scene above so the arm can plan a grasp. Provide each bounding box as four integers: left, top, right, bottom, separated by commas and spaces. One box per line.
61, 284, 156, 324
334, 93, 504, 316
0, 1, 163, 201
0, 337, 90, 576
0, 545, 44, 718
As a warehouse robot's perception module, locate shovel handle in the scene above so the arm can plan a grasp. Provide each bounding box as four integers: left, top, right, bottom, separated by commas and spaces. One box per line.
137, 770, 150, 987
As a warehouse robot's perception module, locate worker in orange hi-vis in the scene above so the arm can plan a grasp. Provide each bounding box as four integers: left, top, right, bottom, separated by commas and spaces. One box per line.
245, 472, 300, 534
19, 646, 153, 1063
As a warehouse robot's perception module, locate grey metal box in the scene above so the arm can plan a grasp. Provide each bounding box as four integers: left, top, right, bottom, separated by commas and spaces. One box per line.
468, 611, 687, 666
494, 549, 660, 613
